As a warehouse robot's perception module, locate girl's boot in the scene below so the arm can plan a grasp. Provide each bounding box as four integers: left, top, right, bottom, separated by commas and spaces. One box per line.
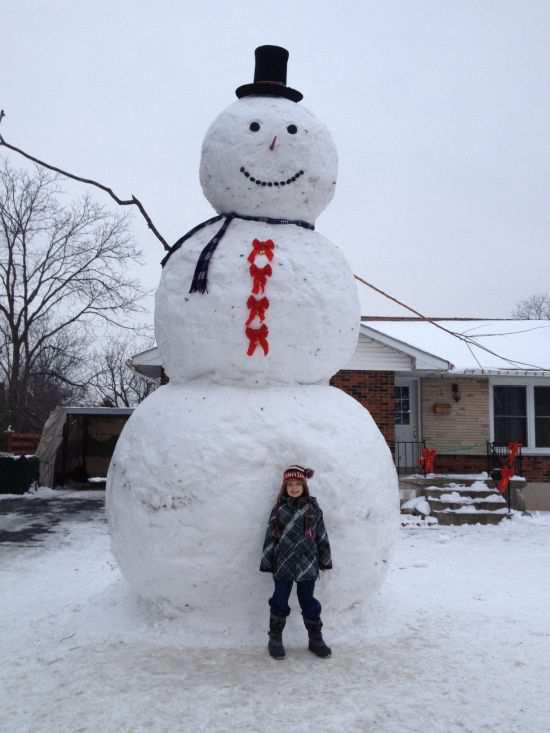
303, 617, 332, 658
268, 613, 287, 659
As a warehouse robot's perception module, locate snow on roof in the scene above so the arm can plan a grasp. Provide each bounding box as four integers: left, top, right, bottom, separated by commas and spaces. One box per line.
361, 319, 550, 374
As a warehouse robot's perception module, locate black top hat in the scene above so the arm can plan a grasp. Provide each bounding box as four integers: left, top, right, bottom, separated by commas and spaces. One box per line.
236, 45, 303, 103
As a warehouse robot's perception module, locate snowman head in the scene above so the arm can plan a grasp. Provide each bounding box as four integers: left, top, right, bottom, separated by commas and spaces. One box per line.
199, 47, 337, 223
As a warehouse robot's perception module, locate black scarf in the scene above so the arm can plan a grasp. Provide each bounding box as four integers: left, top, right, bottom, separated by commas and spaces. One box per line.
161, 212, 314, 294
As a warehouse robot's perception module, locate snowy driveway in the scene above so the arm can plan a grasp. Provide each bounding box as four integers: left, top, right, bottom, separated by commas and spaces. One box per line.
1, 506, 549, 732
0, 489, 105, 546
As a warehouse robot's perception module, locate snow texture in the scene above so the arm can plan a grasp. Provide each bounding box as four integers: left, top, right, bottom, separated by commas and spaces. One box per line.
107, 382, 399, 644
3, 508, 550, 732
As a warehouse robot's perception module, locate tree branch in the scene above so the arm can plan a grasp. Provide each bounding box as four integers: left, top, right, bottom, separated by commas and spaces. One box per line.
0, 134, 170, 251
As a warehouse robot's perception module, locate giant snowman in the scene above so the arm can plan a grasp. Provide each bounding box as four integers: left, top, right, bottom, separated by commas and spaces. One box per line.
107, 46, 399, 645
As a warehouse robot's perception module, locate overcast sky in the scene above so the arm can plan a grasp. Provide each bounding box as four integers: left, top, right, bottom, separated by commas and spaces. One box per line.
2, 1, 549, 325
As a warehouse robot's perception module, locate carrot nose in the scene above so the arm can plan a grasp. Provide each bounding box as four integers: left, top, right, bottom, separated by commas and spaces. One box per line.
269, 136, 277, 151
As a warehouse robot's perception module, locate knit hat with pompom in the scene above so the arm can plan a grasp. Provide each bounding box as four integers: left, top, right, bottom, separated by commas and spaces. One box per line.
283, 465, 314, 481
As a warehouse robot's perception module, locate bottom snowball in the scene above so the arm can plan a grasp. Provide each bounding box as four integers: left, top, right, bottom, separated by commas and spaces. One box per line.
106, 382, 399, 645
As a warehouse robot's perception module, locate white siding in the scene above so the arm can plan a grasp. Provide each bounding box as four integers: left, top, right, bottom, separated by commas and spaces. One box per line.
343, 334, 413, 371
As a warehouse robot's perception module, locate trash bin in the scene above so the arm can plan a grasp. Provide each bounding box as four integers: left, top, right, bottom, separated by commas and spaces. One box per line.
0, 454, 40, 495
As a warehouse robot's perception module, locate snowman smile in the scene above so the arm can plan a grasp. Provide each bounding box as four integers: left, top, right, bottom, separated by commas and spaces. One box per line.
239, 166, 305, 187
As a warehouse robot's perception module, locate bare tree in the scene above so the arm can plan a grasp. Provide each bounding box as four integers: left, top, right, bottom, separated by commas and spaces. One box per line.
0, 160, 145, 431
512, 293, 550, 319
90, 335, 158, 407
22, 324, 90, 429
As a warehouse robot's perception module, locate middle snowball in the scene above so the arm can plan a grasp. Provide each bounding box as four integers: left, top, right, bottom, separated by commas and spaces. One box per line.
155, 219, 359, 385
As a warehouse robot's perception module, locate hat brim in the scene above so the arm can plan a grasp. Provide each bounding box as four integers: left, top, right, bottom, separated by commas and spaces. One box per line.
235, 82, 303, 102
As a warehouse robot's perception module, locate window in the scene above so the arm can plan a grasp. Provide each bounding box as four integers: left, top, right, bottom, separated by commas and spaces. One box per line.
493, 386, 527, 444
394, 386, 410, 425
491, 381, 550, 452
535, 386, 550, 448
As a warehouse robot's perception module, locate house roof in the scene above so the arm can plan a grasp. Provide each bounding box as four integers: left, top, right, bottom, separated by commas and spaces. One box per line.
361, 318, 550, 375
128, 347, 163, 380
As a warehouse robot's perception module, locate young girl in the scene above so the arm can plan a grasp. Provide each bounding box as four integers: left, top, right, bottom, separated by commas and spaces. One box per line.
259, 465, 332, 660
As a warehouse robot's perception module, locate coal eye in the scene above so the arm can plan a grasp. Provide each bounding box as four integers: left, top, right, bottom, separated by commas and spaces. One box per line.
249, 121, 261, 132
287, 124, 298, 135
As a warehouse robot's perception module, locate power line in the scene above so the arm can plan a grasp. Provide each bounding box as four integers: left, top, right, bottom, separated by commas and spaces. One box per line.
353, 274, 549, 371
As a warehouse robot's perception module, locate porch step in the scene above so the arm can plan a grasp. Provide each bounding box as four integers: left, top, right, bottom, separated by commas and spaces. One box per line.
423, 486, 497, 500
428, 498, 506, 512
431, 510, 507, 526
400, 477, 525, 491
426, 483, 509, 525
400, 476, 512, 526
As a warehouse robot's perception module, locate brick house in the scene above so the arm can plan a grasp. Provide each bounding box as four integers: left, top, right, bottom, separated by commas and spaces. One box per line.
131, 317, 550, 509
337, 317, 550, 509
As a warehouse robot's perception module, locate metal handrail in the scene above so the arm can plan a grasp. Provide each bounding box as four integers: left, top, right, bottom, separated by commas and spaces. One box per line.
389, 440, 426, 475
486, 441, 524, 476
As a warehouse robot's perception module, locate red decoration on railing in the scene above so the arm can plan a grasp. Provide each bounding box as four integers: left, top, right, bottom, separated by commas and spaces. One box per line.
419, 447, 437, 475
247, 239, 275, 264
246, 323, 269, 356
506, 442, 522, 468
249, 263, 273, 294
498, 465, 514, 494
245, 295, 270, 325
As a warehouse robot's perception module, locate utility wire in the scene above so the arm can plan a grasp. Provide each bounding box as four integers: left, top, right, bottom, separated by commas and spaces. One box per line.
460, 324, 550, 338
353, 274, 549, 371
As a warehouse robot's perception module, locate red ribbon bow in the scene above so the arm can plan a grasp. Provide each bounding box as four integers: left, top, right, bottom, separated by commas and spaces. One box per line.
245, 295, 270, 325
249, 263, 272, 294
248, 239, 275, 264
246, 323, 269, 356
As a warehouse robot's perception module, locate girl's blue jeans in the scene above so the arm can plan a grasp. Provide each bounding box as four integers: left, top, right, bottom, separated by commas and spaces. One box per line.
269, 579, 322, 619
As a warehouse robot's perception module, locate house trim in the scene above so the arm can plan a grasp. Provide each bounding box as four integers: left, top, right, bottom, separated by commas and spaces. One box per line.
360, 325, 452, 372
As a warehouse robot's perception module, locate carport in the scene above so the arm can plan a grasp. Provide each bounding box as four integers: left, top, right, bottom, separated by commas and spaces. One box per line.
36, 407, 133, 488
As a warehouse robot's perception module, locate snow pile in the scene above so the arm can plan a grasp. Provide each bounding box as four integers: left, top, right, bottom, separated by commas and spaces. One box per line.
401, 496, 431, 515
0, 485, 58, 501
430, 491, 506, 504
400, 514, 438, 528
439, 480, 494, 493
482, 493, 507, 503
430, 490, 467, 503
439, 505, 508, 514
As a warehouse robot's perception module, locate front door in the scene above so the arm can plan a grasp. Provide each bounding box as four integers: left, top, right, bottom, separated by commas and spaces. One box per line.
394, 378, 420, 472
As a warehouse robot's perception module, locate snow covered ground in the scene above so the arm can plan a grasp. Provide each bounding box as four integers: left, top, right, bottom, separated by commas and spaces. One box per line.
1, 503, 549, 732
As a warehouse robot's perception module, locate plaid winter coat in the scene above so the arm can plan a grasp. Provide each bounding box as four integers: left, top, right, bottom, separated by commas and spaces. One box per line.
259, 495, 332, 582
